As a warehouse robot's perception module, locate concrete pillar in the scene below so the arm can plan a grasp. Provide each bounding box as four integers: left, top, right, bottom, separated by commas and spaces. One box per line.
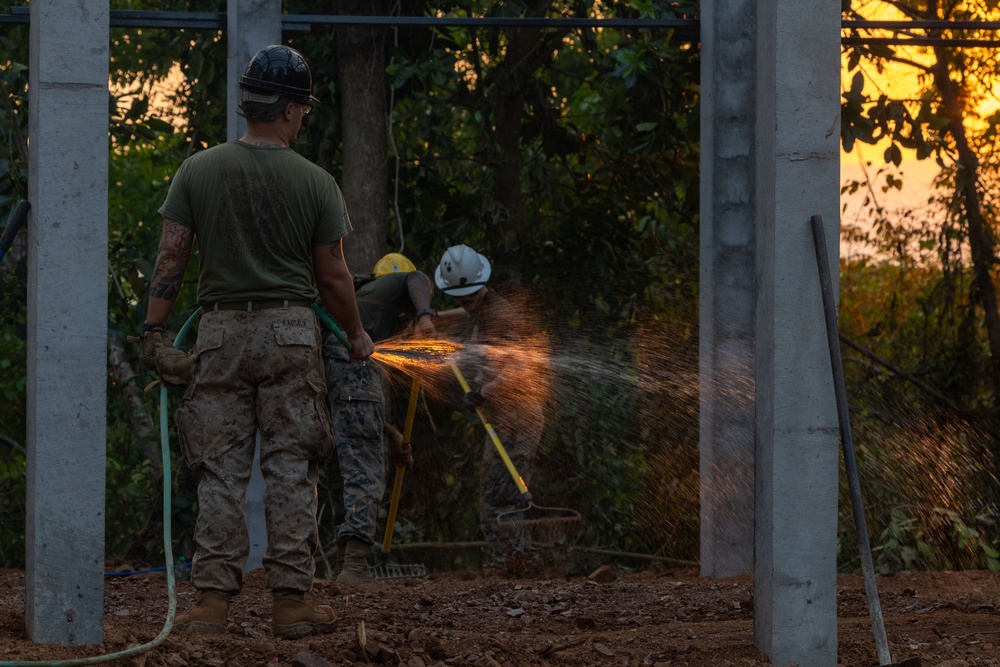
227, 0, 282, 142
752, 0, 841, 664
698, 0, 756, 579
226, 0, 281, 570
25, 0, 108, 645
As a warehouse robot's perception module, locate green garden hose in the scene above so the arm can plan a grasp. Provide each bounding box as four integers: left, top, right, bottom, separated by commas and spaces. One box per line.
0, 307, 202, 667
311, 304, 352, 350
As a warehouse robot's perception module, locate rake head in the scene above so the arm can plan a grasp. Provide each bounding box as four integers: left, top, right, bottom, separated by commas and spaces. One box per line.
496, 502, 582, 544
368, 561, 428, 580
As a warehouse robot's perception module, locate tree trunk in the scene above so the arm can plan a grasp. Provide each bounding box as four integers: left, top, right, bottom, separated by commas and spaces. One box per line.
335, 1, 390, 276
107, 336, 161, 475
932, 59, 1000, 406
487, 1, 564, 275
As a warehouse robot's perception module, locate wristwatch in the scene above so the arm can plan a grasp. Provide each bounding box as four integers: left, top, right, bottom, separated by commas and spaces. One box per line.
415, 308, 437, 319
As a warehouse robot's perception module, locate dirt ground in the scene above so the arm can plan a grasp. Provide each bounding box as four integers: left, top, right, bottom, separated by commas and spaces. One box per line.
1, 563, 1000, 667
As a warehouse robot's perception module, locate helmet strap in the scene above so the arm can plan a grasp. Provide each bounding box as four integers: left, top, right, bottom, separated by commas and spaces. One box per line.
445, 281, 488, 295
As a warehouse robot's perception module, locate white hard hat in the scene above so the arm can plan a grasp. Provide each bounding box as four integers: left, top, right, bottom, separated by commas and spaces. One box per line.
434, 244, 491, 297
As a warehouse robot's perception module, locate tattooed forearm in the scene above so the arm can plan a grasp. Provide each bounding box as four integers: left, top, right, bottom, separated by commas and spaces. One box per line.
150, 262, 185, 300
150, 219, 193, 302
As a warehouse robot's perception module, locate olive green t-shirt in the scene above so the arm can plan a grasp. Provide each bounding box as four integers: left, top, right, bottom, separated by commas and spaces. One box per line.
158, 141, 351, 304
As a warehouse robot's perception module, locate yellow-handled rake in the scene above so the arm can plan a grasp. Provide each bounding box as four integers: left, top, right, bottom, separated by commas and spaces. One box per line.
382, 378, 420, 553
370, 377, 428, 580
450, 364, 580, 536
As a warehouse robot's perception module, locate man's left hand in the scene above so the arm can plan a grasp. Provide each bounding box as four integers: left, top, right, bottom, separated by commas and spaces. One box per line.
129, 328, 198, 390
133, 328, 172, 373
155, 347, 199, 390
414, 310, 437, 337
387, 426, 414, 467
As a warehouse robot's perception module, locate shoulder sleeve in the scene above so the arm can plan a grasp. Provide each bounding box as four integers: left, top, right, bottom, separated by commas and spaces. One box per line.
156, 159, 196, 229
313, 177, 352, 245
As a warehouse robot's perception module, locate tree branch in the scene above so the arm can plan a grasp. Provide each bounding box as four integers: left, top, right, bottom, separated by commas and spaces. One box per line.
882, 54, 933, 74
839, 333, 969, 417
880, 0, 924, 20
107, 336, 161, 475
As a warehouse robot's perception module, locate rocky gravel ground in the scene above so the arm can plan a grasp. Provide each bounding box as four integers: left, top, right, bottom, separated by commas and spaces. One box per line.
2, 566, 1000, 666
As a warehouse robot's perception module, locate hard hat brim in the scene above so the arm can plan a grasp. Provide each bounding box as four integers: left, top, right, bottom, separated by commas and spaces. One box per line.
375, 253, 416, 277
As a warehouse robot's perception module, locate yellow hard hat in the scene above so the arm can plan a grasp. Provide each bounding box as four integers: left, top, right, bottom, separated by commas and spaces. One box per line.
374, 253, 416, 277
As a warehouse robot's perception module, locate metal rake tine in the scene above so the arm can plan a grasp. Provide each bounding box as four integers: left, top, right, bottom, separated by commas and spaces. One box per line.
368, 561, 428, 580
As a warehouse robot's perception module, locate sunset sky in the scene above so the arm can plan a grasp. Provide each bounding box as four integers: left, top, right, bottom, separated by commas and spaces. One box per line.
840, 4, 946, 259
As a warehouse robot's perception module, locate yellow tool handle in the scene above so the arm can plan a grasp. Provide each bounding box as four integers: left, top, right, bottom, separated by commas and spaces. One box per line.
402, 378, 420, 442
451, 363, 473, 393
381, 469, 405, 554
382, 378, 421, 554
449, 364, 531, 499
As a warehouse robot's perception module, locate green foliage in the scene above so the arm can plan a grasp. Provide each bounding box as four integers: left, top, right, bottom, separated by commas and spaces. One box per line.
871, 509, 936, 575
0, 442, 25, 568
371, 1, 699, 327
0, 2, 30, 490
866, 507, 1000, 575
836, 257, 1000, 573
8, 0, 1000, 577
0, 12, 27, 211
838, 3, 1000, 575
1, 2, 702, 571
105, 451, 158, 561
0, 1, 220, 569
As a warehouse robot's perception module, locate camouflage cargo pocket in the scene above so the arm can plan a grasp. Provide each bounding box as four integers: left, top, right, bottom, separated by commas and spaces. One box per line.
180, 323, 225, 401
310, 376, 337, 461
336, 388, 383, 443
272, 317, 318, 348
174, 401, 203, 470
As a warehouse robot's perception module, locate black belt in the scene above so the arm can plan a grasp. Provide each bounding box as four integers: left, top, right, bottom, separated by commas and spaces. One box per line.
207, 299, 313, 312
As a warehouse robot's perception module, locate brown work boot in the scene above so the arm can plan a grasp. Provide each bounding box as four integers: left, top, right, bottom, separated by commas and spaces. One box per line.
272, 589, 337, 639
335, 539, 373, 585
174, 589, 229, 634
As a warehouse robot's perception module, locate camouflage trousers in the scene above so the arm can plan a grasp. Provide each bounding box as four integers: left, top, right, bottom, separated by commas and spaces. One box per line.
479, 412, 543, 562
323, 335, 387, 546
175, 306, 334, 593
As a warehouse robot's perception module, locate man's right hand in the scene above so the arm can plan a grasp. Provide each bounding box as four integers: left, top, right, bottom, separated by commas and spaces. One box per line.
348, 330, 375, 361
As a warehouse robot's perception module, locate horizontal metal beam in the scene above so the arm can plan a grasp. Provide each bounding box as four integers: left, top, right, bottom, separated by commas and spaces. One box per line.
282, 13, 697, 29
3, 9, 1000, 47
0, 8, 697, 32
841, 18, 1000, 46
842, 36, 1000, 47
844, 19, 1000, 31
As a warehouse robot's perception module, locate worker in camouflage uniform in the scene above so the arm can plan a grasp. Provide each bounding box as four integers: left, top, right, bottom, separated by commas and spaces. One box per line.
137, 45, 373, 637
325, 253, 437, 584
434, 245, 548, 573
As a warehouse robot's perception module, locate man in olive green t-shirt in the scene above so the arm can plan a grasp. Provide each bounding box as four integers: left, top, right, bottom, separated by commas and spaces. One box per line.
137, 45, 373, 638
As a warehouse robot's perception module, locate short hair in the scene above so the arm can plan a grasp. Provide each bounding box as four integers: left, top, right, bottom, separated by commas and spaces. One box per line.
238, 88, 294, 122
